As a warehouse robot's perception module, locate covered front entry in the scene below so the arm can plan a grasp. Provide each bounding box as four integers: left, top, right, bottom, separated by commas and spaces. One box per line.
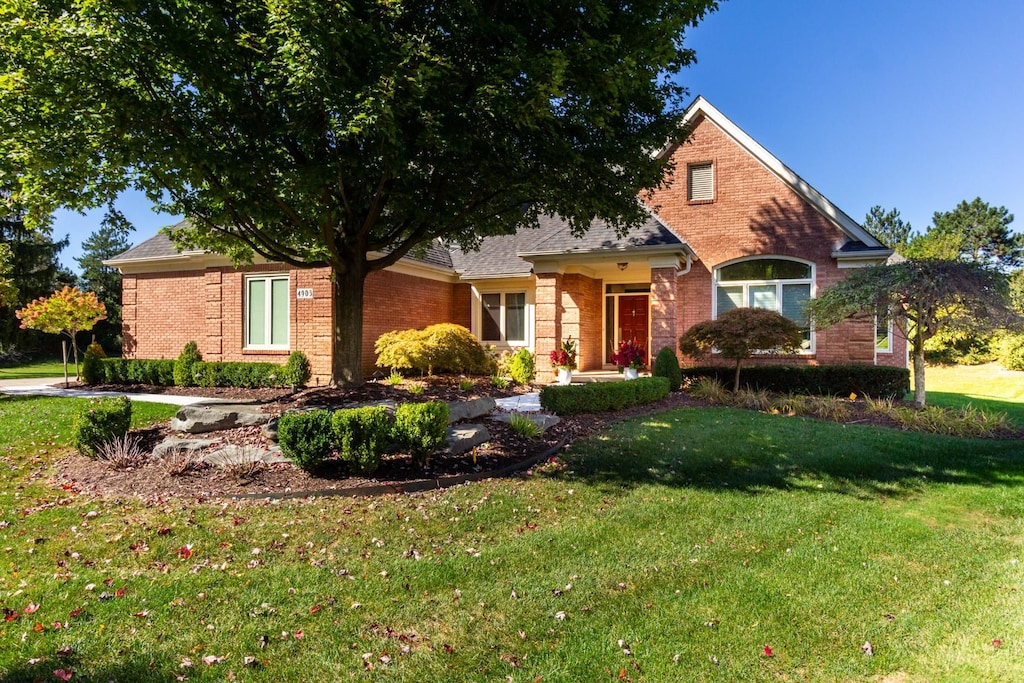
604, 284, 650, 366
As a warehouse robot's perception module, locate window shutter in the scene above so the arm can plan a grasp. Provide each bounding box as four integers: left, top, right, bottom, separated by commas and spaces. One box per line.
688, 163, 714, 201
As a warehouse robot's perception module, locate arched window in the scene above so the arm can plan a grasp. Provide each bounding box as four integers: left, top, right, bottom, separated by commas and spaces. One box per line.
714, 258, 813, 349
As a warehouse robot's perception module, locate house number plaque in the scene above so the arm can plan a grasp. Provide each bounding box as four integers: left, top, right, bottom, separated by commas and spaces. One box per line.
296, 288, 314, 299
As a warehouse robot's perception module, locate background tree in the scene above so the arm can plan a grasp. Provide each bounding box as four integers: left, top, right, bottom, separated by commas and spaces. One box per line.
0, 195, 75, 356
0, 0, 719, 385
907, 198, 1021, 269
76, 212, 133, 352
679, 307, 804, 392
1010, 269, 1024, 314
16, 286, 106, 380
808, 259, 1018, 407
863, 205, 913, 253
0, 242, 16, 308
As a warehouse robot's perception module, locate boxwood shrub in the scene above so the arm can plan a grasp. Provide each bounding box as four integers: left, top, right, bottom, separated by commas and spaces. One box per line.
652, 346, 683, 392
332, 406, 393, 474
71, 396, 132, 457
277, 410, 334, 471
680, 364, 909, 398
99, 358, 176, 386
539, 376, 670, 416
393, 401, 449, 467
94, 351, 311, 389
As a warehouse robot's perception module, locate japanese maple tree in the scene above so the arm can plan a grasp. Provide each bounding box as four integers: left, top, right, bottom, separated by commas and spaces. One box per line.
16, 286, 106, 378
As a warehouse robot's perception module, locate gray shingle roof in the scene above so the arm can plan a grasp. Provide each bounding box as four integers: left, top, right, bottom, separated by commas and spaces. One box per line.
519, 213, 685, 256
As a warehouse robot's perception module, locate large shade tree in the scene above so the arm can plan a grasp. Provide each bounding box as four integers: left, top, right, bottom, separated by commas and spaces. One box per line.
807, 259, 1019, 407
0, 0, 719, 385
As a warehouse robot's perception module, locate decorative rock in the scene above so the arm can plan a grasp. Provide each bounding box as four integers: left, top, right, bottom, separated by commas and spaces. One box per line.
447, 397, 496, 423
446, 424, 490, 455
151, 438, 217, 460
170, 403, 272, 434
489, 412, 560, 430
203, 444, 290, 466
262, 417, 279, 443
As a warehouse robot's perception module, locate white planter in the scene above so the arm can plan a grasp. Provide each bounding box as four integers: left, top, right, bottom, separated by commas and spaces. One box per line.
622, 367, 639, 381
556, 368, 573, 385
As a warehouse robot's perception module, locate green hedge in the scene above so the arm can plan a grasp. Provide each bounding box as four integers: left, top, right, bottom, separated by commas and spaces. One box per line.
277, 410, 335, 471
91, 352, 311, 389
72, 396, 132, 457
394, 401, 450, 466
332, 406, 393, 474
652, 346, 682, 392
539, 376, 670, 416
680, 364, 910, 398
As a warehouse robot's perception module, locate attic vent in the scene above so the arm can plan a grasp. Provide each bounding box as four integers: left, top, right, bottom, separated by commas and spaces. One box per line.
687, 162, 714, 201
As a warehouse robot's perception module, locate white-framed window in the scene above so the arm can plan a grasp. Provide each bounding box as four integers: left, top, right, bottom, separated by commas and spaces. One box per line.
688, 162, 714, 201
875, 314, 893, 353
714, 258, 814, 350
481, 292, 526, 344
245, 274, 290, 349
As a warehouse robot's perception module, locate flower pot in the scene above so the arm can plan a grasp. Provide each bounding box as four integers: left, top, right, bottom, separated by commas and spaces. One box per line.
622, 367, 639, 381
556, 368, 573, 385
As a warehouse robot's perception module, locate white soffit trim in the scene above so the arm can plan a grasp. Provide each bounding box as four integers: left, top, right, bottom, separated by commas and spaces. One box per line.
662, 96, 888, 251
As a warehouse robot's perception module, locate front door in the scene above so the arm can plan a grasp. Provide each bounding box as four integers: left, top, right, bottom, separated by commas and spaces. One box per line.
617, 294, 649, 361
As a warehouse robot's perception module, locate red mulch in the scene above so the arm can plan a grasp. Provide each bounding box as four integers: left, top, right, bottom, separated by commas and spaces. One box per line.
53, 378, 1022, 503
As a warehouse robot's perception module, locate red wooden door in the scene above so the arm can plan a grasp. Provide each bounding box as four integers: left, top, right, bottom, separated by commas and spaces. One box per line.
617, 295, 649, 360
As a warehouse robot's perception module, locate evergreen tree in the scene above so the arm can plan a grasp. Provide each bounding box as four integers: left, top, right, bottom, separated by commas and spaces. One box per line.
863, 205, 912, 253
907, 198, 1021, 269
76, 211, 133, 351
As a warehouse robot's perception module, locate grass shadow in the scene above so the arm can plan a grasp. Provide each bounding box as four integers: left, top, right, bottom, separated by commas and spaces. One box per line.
563, 406, 1024, 500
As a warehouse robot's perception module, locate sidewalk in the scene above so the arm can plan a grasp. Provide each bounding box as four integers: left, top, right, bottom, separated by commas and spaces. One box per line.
0, 377, 221, 406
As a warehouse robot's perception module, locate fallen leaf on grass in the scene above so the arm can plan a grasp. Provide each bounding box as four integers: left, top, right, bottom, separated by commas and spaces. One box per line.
763, 645, 774, 657
993, 639, 1003, 649
862, 641, 873, 656
24, 603, 39, 614
53, 669, 73, 681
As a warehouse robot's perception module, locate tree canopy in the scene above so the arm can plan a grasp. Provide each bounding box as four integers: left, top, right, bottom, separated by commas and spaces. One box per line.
16, 285, 106, 376
679, 307, 804, 391
807, 259, 1018, 407
907, 198, 1022, 269
76, 212, 133, 351
863, 205, 913, 253
0, 0, 719, 384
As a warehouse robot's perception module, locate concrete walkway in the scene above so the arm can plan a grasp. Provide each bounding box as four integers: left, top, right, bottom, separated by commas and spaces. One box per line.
494, 392, 541, 412
0, 377, 223, 406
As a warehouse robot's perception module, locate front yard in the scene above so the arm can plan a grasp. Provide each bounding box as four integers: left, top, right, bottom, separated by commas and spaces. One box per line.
1, 383, 1023, 681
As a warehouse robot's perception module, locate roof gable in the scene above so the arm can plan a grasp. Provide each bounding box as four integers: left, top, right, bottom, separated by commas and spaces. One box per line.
661, 96, 887, 251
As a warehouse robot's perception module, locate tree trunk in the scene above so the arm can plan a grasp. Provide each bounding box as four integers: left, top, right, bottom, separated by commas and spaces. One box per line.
733, 360, 742, 392
912, 337, 927, 408
331, 266, 368, 387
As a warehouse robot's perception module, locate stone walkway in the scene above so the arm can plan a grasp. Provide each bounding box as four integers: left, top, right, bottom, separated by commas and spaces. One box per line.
0, 377, 224, 406
494, 392, 541, 412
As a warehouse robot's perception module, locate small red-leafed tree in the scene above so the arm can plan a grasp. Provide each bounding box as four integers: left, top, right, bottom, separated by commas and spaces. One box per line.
679, 307, 804, 392
16, 286, 106, 380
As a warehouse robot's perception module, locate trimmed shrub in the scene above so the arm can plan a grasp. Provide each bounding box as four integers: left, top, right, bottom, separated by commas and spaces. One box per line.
72, 396, 132, 458
506, 348, 536, 386
998, 332, 1024, 371
332, 406, 392, 474
174, 341, 203, 387
81, 341, 106, 385
376, 324, 491, 375
282, 351, 312, 388
539, 376, 670, 415
394, 401, 449, 467
652, 346, 682, 392
98, 358, 175, 385
276, 410, 334, 471
679, 364, 909, 398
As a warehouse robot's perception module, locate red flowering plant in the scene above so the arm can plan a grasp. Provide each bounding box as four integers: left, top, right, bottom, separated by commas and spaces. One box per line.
549, 337, 577, 370
610, 339, 646, 371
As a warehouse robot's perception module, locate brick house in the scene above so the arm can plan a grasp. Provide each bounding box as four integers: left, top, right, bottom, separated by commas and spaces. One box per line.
107, 97, 907, 384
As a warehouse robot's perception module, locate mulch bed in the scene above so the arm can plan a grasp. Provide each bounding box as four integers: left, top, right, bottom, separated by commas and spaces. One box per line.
53, 378, 1023, 503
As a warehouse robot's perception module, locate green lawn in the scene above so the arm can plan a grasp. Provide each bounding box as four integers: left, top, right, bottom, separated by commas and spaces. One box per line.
921, 362, 1024, 425
0, 358, 73, 380
1, 394, 1022, 681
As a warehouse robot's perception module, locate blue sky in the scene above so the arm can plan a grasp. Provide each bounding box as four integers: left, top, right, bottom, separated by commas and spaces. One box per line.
53, 0, 1024, 272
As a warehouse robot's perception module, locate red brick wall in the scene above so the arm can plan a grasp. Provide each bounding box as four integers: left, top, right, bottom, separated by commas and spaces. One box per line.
122, 270, 207, 361
561, 274, 603, 370
650, 267, 678, 360
534, 273, 562, 380
649, 114, 881, 368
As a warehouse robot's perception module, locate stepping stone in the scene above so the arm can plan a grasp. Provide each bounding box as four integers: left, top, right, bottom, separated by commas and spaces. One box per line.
170, 403, 272, 434
151, 438, 217, 460
203, 444, 290, 466
489, 412, 560, 430
447, 397, 496, 423
446, 423, 490, 455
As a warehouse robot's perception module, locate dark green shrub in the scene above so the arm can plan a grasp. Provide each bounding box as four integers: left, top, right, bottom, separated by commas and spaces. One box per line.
72, 396, 132, 457
652, 346, 682, 392
393, 401, 449, 467
332, 406, 393, 474
376, 324, 491, 375
276, 410, 334, 471
81, 342, 106, 385
540, 376, 670, 415
96, 358, 174, 385
174, 341, 203, 387
679, 364, 909, 398
205, 361, 281, 388
283, 351, 312, 388
507, 348, 536, 386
